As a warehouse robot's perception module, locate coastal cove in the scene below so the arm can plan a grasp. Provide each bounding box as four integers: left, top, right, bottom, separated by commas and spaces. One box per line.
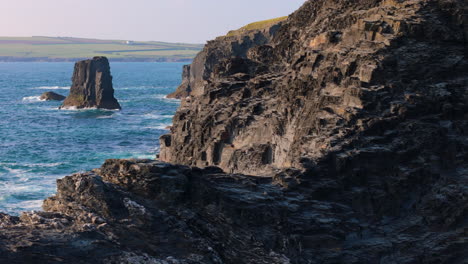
0, 0, 466, 262
0, 62, 182, 214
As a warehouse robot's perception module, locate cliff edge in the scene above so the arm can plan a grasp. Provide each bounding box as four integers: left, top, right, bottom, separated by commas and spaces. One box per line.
166, 18, 285, 99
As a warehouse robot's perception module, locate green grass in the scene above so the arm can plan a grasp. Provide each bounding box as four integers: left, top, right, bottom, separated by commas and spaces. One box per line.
226, 16, 288, 37
0, 36, 203, 61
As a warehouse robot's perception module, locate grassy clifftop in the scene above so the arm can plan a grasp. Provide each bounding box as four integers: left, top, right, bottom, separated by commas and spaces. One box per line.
226, 16, 288, 37
0, 36, 203, 62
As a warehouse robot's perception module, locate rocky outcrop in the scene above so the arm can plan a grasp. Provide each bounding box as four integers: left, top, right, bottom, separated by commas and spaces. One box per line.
39, 91, 66, 101
166, 20, 284, 99
166, 65, 192, 99
160, 0, 468, 177
0, 158, 466, 263
60, 56, 121, 110
1, 0, 467, 263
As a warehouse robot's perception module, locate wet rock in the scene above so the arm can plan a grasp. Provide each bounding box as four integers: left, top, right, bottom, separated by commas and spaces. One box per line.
39, 91, 66, 101
60, 56, 121, 110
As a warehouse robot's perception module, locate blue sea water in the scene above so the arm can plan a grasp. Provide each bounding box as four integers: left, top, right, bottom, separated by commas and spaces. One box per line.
0, 62, 183, 215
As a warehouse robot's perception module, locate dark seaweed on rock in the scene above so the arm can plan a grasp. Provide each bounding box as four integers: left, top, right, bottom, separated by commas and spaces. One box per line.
1, 0, 467, 263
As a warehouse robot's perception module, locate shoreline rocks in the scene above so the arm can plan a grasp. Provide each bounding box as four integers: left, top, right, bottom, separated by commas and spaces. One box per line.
0, 158, 466, 263
60, 56, 121, 110
39, 91, 66, 101
0, 0, 467, 263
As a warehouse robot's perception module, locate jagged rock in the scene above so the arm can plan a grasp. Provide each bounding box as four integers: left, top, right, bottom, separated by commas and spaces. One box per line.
39, 91, 66, 101
60, 56, 121, 110
0, 158, 466, 263
1, 0, 467, 263
160, 0, 468, 177
166, 65, 192, 99
166, 20, 283, 99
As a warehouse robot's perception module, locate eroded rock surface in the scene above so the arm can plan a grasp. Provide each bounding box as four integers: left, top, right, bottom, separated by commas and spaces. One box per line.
1, 0, 467, 263
40, 91, 66, 101
160, 0, 468, 177
166, 20, 283, 99
0, 159, 466, 263
60, 56, 121, 110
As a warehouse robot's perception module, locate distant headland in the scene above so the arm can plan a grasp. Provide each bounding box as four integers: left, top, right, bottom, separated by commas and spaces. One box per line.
0, 36, 203, 62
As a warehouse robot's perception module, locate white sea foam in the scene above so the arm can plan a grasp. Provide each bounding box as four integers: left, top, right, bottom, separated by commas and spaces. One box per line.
59, 106, 120, 111
24, 162, 64, 168
154, 94, 181, 102
3, 167, 30, 177
118, 86, 168, 90
142, 113, 174, 119
0, 162, 63, 169
59, 106, 96, 110
31, 86, 69, 90
135, 154, 156, 159
96, 115, 115, 119
145, 124, 172, 130
0, 182, 33, 192
15, 200, 44, 210
22, 96, 45, 103
154, 94, 167, 99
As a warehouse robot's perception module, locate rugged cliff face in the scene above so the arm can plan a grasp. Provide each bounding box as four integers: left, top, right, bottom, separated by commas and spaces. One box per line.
160, 0, 468, 176
60, 56, 121, 110
1, 1, 467, 263
166, 20, 284, 99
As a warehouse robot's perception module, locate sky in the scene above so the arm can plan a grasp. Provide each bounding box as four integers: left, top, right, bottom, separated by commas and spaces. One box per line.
0, 0, 307, 43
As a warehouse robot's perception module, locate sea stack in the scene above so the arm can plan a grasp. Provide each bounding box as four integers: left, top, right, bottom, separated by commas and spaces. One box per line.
39, 91, 66, 101
60, 56, 121, 110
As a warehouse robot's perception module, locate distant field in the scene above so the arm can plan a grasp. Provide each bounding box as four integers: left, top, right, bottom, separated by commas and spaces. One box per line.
0, 36, 203, 62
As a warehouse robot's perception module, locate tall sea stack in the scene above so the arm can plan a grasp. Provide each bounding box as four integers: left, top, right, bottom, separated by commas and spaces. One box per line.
60, 56, 121, 110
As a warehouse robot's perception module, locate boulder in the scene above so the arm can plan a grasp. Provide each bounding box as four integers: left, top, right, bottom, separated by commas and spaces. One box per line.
39, 91, 66, 101
60, 56, 121, 110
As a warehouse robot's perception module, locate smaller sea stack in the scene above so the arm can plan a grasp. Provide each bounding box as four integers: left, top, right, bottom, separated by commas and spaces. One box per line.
40, 91, 66, 101
60, 56, 121, 110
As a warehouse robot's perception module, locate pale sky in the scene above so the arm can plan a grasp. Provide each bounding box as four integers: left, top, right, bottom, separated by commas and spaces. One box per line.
0, 0, 307, 43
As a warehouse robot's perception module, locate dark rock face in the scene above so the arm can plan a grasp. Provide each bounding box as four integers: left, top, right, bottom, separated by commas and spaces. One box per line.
166, 21, 283, 99
0, 159, 466, 263
60, 56, 121, 110
1, 0, 467, 263
166, 65, 192, 99
39, 91, 66, 101
160, 0, 468, 177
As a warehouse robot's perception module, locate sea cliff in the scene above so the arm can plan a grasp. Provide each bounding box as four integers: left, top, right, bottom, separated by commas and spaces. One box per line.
1, 0, 467, 263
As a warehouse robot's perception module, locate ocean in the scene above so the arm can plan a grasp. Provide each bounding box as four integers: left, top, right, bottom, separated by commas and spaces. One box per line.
0, 62, 183, 215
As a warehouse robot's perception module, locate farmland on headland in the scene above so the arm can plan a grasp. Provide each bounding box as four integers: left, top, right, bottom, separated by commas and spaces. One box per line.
0, 36, 203, 62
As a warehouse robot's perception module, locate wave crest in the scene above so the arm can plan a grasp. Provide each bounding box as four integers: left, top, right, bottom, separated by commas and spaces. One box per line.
22, 96, 44, 103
